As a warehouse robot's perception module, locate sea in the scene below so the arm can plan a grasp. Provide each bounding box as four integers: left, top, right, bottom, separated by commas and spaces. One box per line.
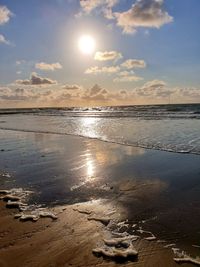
1, 103, 200, 155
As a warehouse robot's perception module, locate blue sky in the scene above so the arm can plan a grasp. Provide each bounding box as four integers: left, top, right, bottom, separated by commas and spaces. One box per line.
0, 0, 200, 107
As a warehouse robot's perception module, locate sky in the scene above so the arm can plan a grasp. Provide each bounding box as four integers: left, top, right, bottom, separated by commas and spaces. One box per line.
0, 0, 200, 107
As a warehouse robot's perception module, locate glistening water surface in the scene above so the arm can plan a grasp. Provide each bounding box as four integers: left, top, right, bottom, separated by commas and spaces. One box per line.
1, 104, 200, 154
1, 105, 200, 248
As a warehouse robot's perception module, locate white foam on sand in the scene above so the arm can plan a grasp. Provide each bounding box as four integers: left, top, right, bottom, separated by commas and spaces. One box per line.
172, 247, 200, 266
137, 228, 156, 241
92, 246, 138, 259
0, 188, 57, 222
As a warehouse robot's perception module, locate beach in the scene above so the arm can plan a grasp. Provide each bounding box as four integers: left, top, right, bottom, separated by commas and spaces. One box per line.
1, 126, 200, 266
1, 0, 199, 265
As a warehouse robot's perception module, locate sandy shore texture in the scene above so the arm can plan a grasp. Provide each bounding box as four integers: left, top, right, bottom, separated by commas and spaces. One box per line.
0, 200, 183, 267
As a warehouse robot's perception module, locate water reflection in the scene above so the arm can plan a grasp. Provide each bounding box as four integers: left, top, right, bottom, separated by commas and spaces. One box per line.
0, 129, 148, 204
86, 158, 94, 179
79, 117, 99, 138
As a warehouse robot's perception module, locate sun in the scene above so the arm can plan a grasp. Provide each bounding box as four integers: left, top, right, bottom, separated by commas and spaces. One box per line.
78, 35, 95, 55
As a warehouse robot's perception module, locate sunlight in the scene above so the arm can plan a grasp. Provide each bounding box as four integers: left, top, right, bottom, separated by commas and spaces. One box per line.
78, 35, 95, 55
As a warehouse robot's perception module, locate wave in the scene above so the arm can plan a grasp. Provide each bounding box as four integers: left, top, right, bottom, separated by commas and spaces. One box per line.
0, 126, 199, 156
1, 104, 200, 119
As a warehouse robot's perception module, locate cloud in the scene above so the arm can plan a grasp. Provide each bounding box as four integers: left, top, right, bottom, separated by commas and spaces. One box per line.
114, 69, 143, 82
94, 51, 122, 61
79, 0, 117, 14
0, 87, 40, 101
62, 84, 82, 90
0, 86, 70, 103
114, 75, 143, 82
16, 60, 26, 65
0, 5, 12, 25
120, 90, 127, 95
176, 87, 200, 99
82, 84, 109, 101
15, 72, 57, 85
0, 34, 10, 45
114, 0, 173, 34
142, 79, 166, 89
118, 70, 135, 76
134, 79, 171, 97
90, 83, 102, 96
121, 59, 146, 69
35, 62, 62, 71
85, 65, 120, 74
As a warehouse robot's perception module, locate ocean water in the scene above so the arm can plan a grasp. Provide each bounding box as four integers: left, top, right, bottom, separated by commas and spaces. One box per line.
1, 103, 200, 154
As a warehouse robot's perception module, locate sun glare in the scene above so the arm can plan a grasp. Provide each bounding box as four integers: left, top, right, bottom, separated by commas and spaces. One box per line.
78, 35, 95, 55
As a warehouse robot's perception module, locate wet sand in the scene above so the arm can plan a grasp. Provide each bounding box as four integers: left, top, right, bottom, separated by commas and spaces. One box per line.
0, 200, 181, 267
1, 129, 200, 266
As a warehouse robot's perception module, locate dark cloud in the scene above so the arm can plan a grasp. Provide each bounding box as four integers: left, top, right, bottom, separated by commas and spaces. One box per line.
82, 84, 109, 101
15, 72, 57, 85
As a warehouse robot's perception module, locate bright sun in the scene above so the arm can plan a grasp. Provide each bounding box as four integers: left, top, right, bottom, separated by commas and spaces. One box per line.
78, 35, 95, 55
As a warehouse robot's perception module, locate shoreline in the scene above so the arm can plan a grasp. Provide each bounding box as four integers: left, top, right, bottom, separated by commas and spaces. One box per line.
1, 126, 200, 156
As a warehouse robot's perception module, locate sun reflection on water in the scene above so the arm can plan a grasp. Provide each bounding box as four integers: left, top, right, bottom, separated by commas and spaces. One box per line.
80, 117, 98, 138
86, 158, 94, 178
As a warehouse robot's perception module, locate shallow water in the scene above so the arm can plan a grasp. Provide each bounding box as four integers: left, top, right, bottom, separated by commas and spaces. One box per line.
1, 104, 200, 154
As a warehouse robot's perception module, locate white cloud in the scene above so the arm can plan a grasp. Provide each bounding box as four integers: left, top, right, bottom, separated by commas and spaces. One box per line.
121, 59, 146, 69
15, 72, 57, 85
79, 0, 118, 13
143, 79, 166, 89
114, 75, 143, 82
0, 5, 12, 25
85, 65, 120, 74
0, 34, 10, 45
114, 0, 173, 34
118, 70, 135, 76
134, 79, 171, 97
94, 51, 122, 61
35, 62, 62, 71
